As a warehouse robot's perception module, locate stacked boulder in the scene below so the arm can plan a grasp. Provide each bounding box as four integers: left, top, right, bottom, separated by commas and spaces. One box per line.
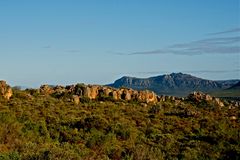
0, 80, 228, 107
39, 84, 158, 104
39, 85, 55, 95
0, 80, 13, 100
188, 91, 224, 107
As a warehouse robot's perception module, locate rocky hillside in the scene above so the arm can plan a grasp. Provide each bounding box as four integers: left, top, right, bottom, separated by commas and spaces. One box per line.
0, 80, 229, 107
109, 73, 239, 96
0, 80, 239, 159
210, 81, 240, 99
217, 80, 240, 89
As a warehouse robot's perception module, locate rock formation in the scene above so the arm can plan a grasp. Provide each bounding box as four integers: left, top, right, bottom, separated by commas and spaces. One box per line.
188, 91, 212, 102
188, 91, 224, 107
0, 78, 235, 111
84, 85, 99, 99
72, 95, 80, 105
0, 80, 13, 100
0, 80, 227, 106
38, 83, 159, 104
40, 85, 55, 95
37, 84, 229, 106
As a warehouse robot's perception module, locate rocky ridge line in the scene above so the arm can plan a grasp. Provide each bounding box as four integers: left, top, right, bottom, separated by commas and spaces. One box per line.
38, 83, 226, 106
0, 81, 227, 107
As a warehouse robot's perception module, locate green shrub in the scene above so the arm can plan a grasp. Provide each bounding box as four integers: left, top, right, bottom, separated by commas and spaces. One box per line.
0, 89, 239, 159
0, 152, 20, 160
80, 97, 91, 103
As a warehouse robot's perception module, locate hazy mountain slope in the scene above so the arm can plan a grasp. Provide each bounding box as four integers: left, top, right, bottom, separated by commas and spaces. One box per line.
109, 73, 239, 97
228, 81, 240, 90
216, 80, 240, 89
210, 81, 240, 98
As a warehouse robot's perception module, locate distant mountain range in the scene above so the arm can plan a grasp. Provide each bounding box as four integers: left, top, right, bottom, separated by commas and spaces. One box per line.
108, 73, 239, 97
228, 81, 240, 90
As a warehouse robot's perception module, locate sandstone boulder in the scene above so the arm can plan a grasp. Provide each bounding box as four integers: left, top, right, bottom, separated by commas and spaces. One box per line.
230, 116, 237, 121
213, 97, 224, 107
40, 85, 54, 95
112, 90, 119, 100
53, 85, 66, 95
121, 89, 132, 101
188, 91, 224, 107
102, 87, 112, 96
188, 91, 212, 102
83, 85, 99, 99
137, 90, 157, 103
112, 89, 123, 100
0, 80, 13, 100
145, 90, 157, 103
72, 95, 80, 105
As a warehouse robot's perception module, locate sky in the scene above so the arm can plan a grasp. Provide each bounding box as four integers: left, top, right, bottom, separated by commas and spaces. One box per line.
0, 0, 239, 87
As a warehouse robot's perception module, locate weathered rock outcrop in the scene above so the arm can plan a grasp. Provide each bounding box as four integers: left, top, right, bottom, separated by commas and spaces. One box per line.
84, 85, 99, 99
39, 83, 159, 103
0, 80, 13, 100
188, 91, 224, 107
36, 84, 226, 106
188, 91, 212, 102
53, 85, 66, 95
72, 95, 80, 105
137, 90, 157, 103
40, 85, 55, 95
0, 80, 232, 107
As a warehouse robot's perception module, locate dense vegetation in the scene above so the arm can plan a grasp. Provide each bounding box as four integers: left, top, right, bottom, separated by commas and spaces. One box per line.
0, 89, 239, 160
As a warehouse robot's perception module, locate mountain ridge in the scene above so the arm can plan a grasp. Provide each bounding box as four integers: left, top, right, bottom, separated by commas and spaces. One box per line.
108, 73, 239, 97
228, 81, 240, 90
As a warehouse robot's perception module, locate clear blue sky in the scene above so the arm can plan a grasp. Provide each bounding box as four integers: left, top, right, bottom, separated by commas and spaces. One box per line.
0, 0, 239, 87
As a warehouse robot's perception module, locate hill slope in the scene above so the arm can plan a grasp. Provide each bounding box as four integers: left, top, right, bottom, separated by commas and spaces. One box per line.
210, 81, 240, 98
0, 82, 239, 159
109, 73, 239, 97
228, 81, 240, 90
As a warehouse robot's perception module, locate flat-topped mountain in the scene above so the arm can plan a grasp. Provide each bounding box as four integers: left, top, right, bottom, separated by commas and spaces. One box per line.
109, 73, 239, 96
